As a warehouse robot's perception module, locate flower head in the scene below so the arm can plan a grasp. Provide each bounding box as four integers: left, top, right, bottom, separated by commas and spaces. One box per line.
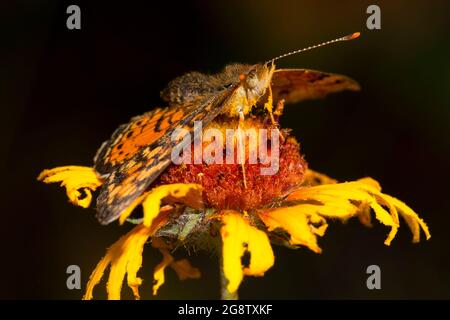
38, 111, 430, 299
38, 61, 430, 299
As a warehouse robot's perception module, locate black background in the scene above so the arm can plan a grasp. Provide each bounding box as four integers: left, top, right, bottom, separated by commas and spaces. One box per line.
2, 0, 450, 299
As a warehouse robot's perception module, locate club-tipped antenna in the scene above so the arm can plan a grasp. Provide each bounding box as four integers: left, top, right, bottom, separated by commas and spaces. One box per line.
266, 32, 360, 64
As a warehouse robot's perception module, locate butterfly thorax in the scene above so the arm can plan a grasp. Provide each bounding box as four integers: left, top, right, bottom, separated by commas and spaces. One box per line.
160, 63, 274, 118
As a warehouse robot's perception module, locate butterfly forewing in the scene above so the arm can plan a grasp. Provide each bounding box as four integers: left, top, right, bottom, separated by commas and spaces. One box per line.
95, 84, 238, 225
94, 107, 185, 175
271, 69, 360, 104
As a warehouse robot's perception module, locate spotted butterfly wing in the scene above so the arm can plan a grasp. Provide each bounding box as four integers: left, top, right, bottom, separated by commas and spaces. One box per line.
94, 107, 186, 175
94, 86, 238, 225
271, 69, 360, 104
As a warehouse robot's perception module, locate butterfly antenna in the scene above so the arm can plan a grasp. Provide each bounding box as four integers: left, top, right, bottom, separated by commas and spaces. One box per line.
267, 32, 360, 64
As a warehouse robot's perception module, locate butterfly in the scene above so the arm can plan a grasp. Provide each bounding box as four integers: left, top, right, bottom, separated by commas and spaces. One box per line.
93, 33, 361, 225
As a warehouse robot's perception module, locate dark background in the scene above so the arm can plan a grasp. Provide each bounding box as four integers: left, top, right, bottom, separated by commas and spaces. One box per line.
2, 0, 449, 299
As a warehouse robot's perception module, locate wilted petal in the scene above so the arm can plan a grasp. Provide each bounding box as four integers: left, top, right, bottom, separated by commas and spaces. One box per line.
266, 177, 429, 248
83, 212, 169, 300
259, 207, 324, 253
220, 210, 274, 294
119, 183, 203, 226
379, 193, 430, 243
37, 166, 102, 208
152, 245, 174, 296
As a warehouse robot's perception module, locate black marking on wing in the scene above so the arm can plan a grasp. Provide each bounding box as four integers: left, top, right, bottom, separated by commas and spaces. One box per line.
96, 85, 238, 225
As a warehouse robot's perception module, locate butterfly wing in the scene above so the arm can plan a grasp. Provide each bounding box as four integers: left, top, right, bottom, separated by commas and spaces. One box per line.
271, 69, 360, 104
94, 107, 187, 175
95, 86, 238, 225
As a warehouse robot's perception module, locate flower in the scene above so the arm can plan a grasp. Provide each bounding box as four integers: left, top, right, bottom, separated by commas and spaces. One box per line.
38, 110, 430, 300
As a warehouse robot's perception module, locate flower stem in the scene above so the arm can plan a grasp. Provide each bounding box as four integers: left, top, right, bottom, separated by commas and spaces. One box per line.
220, 255, 238, 300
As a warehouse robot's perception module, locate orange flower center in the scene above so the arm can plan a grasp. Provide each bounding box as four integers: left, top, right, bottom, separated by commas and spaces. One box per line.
157, 117, 307, 211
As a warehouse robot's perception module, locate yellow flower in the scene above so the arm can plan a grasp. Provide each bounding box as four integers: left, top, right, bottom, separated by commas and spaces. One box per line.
37, 83, 429, 300
39, 40, 430, 299
38, 160, 430, 299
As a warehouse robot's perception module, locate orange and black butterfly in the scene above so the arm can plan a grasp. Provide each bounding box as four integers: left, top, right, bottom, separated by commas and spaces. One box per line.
94, 33, 361, 225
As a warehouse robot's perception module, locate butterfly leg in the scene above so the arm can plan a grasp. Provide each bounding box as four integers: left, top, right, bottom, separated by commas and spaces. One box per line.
238, 111, 248, 189
274, 98, 285, 118
274, 98, 286, 142
265, 85, 285, 141
264, 84, 276, 125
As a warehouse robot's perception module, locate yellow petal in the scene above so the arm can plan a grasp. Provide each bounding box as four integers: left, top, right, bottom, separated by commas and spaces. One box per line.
358, 177, 382, 190
285, 181, 397, 239
273, 178, 429, 247
258, 207, 324, 253
311, 223, 328, 237
38, 166, 102, 208
380, 193, 431, 242
83, 255, 109, 301
117, 193, 148, 225
369, 201, 398, 245
220, 211, 274, 294
152, 246, 174, 296
119, 183, 203, 227
106, 227, 148, 300
83, 212, 169, 300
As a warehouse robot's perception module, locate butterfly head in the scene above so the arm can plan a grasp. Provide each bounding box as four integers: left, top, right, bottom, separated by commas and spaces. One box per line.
234, 32, 360, 109
238, 62, 276, 106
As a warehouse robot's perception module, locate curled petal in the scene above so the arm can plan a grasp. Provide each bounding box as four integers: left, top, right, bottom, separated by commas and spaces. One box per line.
37, 166, 102, 208
119, 183, 203, 226
83, 212, 169, 300
152, 245, 174, 296
263, 177, 429, 248
220, 211, 274, 294
379, 193, 430, 243
258, 207, 325, 253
